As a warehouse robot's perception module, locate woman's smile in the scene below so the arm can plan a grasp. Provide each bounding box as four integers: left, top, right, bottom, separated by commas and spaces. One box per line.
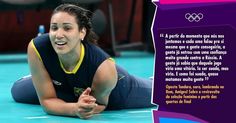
53, 40, 67, 50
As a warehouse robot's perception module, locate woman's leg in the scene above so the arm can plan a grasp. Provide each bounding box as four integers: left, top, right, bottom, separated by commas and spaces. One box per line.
107, 65, 154, 110
11, 75, 39, 104
124, 75, 154, 108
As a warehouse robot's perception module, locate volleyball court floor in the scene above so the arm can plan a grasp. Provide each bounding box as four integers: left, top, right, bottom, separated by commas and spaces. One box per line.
0, 51, 156, 123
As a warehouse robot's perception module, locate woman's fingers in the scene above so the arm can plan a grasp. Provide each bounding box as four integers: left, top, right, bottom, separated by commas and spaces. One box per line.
76, 103, 97, 119
80, 102, 97, 111
76, 87, 97, 119
81, 87, 91, 95
79, 94, 96, 104
76, 111, 93, 119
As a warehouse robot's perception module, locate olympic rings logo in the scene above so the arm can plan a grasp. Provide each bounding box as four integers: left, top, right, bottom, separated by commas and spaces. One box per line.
185, 13, 203, 22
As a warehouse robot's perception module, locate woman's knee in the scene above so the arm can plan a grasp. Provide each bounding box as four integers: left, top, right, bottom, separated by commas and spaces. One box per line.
11, 75, 39, 104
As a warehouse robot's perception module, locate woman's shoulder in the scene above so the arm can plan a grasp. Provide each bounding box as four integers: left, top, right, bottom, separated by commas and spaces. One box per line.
33, 33, 53, 52
92, 59, 117, 90
34, 33, 50, 42
83, 41, 110, 58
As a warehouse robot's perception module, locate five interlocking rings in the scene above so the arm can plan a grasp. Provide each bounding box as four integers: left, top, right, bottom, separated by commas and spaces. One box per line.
185, 13, 203, 22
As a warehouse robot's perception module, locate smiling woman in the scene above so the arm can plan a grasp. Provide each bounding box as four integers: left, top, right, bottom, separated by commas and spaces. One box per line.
0, 0, 46, 5
11, 3, 154, 119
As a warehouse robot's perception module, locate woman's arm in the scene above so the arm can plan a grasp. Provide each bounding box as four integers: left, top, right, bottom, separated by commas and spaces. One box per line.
91, 59, 118, 113
28, 41, 77, 116
28, 41, 97, 118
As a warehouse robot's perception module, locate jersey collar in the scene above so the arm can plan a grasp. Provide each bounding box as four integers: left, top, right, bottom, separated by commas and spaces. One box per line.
59, 43, 85, 74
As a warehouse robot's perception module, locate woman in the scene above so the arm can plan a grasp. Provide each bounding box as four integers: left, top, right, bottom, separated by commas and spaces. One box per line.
11, 4, 153, 119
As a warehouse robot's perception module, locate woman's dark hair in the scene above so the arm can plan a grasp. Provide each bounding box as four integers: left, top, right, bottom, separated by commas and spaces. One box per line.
52, 4, 98, 44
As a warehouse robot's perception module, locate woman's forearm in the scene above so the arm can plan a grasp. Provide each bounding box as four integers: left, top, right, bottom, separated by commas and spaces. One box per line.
40, 98, 106, 118
41, 98, 77, 117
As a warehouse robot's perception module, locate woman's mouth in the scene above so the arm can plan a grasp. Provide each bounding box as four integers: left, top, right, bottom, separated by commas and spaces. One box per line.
55, 41, 67, 45
55, 41, 67, 49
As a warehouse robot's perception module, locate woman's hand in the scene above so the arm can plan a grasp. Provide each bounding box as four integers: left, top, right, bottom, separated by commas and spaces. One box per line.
75, 87, 97, 119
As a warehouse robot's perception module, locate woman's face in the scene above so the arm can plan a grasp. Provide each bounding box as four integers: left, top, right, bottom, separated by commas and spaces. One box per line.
49, 12, 86, 55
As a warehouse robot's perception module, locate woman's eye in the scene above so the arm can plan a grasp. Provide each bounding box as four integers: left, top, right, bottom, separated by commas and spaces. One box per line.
64, 27, 71, 31
50, 26, 58, 31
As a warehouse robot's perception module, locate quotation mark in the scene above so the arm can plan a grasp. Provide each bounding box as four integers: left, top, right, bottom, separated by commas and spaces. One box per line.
185, 13, 203, 22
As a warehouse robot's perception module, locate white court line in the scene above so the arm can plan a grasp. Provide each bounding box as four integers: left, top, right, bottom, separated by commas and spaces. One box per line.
24, 116, 49, 119
127, 110, 151, 113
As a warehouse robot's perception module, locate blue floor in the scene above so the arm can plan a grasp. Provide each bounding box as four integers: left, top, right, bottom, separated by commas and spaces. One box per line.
0, 51, 156, 123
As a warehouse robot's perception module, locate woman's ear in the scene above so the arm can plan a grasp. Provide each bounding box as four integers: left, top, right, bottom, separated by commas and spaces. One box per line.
80, 27, 87, 41
82, 28, 86, 34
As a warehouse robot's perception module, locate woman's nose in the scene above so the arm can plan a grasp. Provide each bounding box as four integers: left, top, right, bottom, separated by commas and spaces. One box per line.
55, 29, 64, 39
